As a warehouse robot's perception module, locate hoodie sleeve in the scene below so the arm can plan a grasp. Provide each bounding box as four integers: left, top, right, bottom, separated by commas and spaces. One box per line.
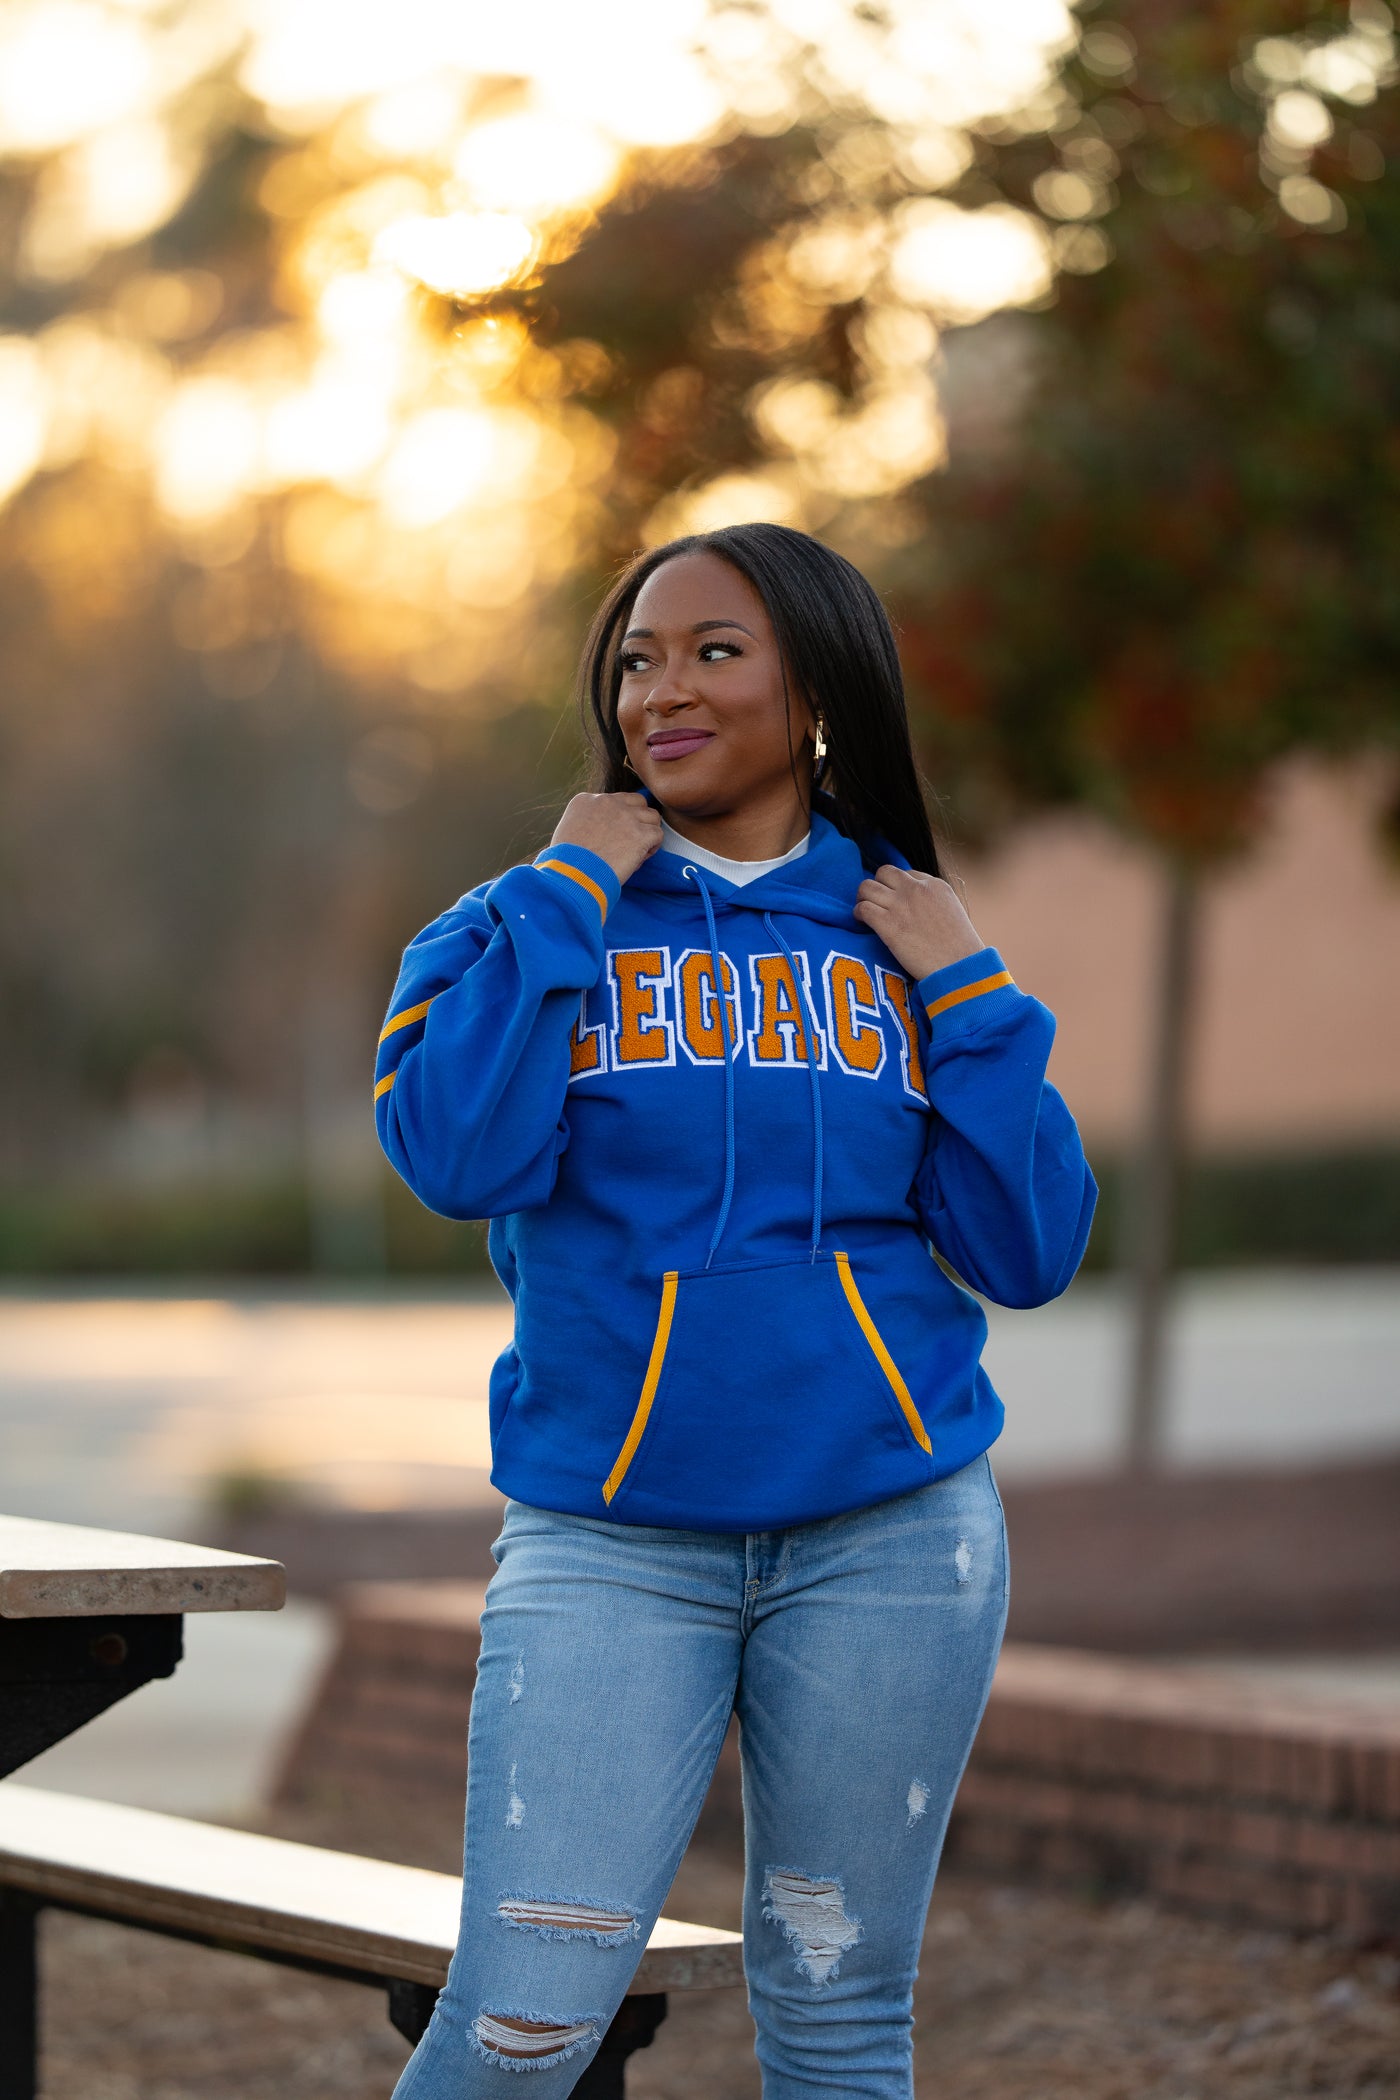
373, 843, 620, 1220
909, 948, 1097, 1309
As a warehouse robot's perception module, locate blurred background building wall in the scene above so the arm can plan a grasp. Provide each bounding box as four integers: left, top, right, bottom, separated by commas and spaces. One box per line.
972, 756, 1400, 1152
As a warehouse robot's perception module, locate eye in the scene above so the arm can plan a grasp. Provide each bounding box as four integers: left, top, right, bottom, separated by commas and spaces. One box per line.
617, 650, 650, 675
698, 640, 742, 662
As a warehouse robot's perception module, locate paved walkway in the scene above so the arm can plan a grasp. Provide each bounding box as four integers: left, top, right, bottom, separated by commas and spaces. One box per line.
1, 1271, 1395, 1536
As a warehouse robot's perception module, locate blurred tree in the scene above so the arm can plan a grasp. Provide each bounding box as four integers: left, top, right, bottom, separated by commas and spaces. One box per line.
883, 0, 1400, 1462
0, 0, 1074, 1221
496, 4, 1398, 1459
2, 0, 1396, 1338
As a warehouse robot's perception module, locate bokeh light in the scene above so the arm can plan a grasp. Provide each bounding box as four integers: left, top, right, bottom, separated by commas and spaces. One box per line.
889, 200, 1054, 326
0, 0, 1384, 690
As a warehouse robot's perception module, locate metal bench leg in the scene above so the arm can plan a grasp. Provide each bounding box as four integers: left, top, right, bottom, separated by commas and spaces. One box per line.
385, 1983, 668, 2095
387, 1979, 439, 2046
572, 1994, 667, 2099
0, 1893, 39, 2100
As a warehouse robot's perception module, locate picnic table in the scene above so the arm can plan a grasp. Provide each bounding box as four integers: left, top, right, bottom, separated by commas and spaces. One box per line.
0, 1514, 742, 2098
0, 1513, 285, 1779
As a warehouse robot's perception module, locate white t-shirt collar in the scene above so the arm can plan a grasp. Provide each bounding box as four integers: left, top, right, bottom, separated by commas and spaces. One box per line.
659, 820, 811, 889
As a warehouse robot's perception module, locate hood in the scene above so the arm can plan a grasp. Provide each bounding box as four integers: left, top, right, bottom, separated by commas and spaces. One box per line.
626, 793, 908, 930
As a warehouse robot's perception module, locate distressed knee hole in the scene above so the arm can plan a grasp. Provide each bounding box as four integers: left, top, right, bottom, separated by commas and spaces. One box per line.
906, 1778, 930, 1827
473, 2010, 598, 2068
496, 1898, 639, 1945
762, 1868, 863, 1987
954, 1536, 973, 1583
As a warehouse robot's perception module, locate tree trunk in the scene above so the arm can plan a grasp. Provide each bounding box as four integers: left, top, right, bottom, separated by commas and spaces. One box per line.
1124, 859, 1199, 1472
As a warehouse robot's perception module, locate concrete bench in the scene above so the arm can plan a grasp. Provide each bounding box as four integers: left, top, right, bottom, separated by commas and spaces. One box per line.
0, 1784, 743, 2099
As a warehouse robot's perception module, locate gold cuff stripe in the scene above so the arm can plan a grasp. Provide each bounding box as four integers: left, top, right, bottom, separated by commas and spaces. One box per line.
924, 969, 1014, 1022
374, 1071, 396, 1101
835, 1251, 932, 1455
536, 857, 609, 922
378, 996, 435, 1045
602, 1271, 679, 1504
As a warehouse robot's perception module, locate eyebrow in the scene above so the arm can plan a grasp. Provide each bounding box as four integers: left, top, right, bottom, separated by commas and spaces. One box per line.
621, 618, 757, 641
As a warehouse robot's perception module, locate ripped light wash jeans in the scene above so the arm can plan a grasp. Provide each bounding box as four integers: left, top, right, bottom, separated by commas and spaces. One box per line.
390, 1452, 1009, 2099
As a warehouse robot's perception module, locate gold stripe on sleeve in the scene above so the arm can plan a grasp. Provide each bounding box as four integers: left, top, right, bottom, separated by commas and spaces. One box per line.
373, 1071, 396, 1101
924, 969, 1014, 1022
536, 857, 609, 923
378, 997, 435, 1046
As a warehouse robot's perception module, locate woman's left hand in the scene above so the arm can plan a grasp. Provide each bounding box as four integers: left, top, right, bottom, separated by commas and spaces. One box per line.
854, 867, 985, 981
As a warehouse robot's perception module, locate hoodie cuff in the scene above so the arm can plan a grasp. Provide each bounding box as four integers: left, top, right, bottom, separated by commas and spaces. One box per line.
529, 843, 620, 926
916, 947, 1021, 1046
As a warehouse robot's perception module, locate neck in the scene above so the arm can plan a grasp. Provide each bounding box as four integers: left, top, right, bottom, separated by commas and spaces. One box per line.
658, 783, 812, 864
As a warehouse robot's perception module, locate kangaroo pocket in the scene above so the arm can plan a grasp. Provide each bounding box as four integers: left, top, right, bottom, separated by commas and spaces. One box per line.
601, 1252, 934, 1530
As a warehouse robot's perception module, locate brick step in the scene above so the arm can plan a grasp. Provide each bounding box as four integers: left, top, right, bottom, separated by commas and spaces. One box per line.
276, 1582, 1400, 1940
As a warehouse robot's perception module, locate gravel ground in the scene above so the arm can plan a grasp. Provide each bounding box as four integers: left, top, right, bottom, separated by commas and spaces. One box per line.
33, 1798, 1400, 2100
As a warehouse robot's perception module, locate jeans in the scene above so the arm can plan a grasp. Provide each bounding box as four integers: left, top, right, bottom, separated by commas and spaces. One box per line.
390, 1452, 1009, 2098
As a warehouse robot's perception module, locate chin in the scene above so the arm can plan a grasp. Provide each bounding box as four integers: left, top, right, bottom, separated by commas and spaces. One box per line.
646, 770, 730, 815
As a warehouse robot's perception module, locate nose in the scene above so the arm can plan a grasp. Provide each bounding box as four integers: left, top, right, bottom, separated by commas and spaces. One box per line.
643, 668, 696, 714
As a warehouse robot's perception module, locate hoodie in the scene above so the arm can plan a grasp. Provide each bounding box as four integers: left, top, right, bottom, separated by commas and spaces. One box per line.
375, 805, 1096, 1532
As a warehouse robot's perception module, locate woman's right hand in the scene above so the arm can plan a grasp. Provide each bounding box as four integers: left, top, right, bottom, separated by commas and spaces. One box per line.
550, 792, 663, 885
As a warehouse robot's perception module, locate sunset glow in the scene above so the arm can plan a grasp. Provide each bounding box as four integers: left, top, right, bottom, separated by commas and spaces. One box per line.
1, 0, 1383, 688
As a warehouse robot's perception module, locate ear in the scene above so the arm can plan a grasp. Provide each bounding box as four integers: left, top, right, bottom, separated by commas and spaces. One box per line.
790, 688, 819, 746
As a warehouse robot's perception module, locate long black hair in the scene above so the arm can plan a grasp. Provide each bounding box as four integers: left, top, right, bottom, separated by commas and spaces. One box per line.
577, 522, 942, 877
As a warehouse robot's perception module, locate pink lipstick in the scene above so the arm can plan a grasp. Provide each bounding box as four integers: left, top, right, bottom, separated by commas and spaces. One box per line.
646, 729, 715, 761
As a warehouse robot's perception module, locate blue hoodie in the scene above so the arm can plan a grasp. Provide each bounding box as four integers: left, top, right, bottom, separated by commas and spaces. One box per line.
375, 805, 1095, 1532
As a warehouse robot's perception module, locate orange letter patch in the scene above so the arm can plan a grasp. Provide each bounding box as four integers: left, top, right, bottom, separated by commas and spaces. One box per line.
609, 949, 675, 1066
568, 992, 606, 1081
879, 971, 927, 1101
824, 953, 886, 1078
676, 948, 740, 1064
747, 951, 826, 1068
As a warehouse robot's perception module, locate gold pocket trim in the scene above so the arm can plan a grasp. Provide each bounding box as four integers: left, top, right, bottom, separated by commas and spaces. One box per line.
602, 1270, 679, 1504
834, 1251, 932, 1455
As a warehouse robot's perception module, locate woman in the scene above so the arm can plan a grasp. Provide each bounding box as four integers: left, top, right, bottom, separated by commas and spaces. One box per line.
375, 522, 1095, 2097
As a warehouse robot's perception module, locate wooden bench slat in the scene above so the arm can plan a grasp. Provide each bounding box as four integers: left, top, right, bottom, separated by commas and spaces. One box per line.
0, 1786, 744, 1994
0, 1517, 285, 1619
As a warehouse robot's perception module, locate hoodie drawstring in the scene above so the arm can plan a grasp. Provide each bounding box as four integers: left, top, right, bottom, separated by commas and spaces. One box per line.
688, 868, 737, 1269
683, 870, 826, 1267
763, 911, 824, 1261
